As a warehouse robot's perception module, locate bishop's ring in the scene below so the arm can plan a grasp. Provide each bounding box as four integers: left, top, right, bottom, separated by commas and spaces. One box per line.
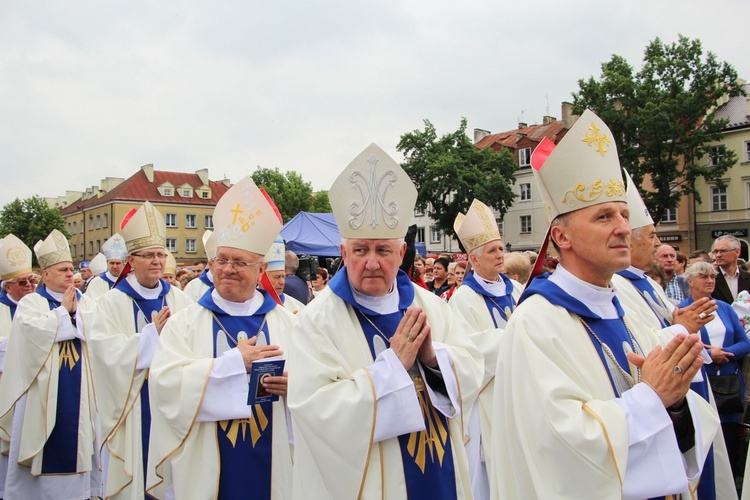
674, 365, 683, 374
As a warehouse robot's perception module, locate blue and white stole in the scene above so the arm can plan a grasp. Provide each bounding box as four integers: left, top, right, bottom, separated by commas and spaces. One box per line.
521, 274, 644, 397
0, 291, 17, 319
329, 268, 458, 500
198, 269, 213, 287
200, 289, 277, 500
35, 285, 83, 474
114, 276, 170, 485
99, 272, 116, 289
616, 268, 672, 328
461, 271, 516, 327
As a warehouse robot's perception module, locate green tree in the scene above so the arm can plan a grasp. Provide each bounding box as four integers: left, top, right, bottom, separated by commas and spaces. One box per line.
573, 35, 744, 223
0, 196, 69, 266
309, 191, 332, 213
398, 118, 517, 250
251, 167, 315, 222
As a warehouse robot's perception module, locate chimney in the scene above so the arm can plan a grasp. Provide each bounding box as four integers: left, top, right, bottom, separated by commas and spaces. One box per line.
561, 102, 576, 129
543, 115, 556, 125
196, 168, 209, 186
474, 128, 491, 144
518, 123, 528, 129
219, 178, 231, 187
141, 163, 154, 183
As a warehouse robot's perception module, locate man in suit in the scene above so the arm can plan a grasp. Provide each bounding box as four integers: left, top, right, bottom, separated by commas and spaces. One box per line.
711, 235, 750, 304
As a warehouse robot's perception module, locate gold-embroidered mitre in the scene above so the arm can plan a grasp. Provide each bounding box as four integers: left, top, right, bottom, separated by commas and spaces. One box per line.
120, 202, 167, 253
202, 230, 217, 260
454, 199, 502, 253
0, 234, 32, 280
264, 236, 285, 272
34, 229, 72, 270
623, 170, 654, 230
102, 233, 127, 261
89, 253, 108, 275
213, 176, 282, 256
532, 109, 626, 222
330, 143, 417, 240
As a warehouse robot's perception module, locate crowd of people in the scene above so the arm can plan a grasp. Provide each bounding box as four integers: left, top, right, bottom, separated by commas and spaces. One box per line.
0, 113, 750, 499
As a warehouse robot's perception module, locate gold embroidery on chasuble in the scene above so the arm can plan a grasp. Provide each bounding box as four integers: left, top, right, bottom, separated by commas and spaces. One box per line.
59, 340, 80, 370
219, 404, 269, 448
406, 372, 449, 473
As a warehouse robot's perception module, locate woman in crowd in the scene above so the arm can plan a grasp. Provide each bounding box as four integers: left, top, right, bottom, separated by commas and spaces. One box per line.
679, 261, 750, 480
311, 268, 329, 298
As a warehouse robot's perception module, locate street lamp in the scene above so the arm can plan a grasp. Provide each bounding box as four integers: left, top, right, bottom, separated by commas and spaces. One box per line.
505, 242, 512, 253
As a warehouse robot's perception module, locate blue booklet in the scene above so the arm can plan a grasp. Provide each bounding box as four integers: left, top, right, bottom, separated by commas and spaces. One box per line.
248, 357, 286, 404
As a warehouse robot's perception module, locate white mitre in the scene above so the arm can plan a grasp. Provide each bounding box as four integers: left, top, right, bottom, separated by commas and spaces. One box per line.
330, 143, 417, 239
120, 201, 167, 254
0, 234, 33, 280
102, 233, 128, 261
531, 109, 626, 223
264, 236, 285, 272
623, 170, 654, 230
164, 250, 177, 275
34, 229, 72, 270
203, 230, 216, 260
89, 253, 108, 275
213, 176, 282, 256
454, 199, 502, 253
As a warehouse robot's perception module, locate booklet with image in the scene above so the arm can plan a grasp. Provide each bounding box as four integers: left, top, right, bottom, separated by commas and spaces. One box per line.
248, 356, 285, 404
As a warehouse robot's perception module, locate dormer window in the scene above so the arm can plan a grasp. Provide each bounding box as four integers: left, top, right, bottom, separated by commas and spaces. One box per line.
164, 188, 172, 196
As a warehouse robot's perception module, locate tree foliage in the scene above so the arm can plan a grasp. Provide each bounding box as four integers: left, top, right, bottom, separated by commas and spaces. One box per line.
573, 35, 744, 223
398, 118, 517, 250
251, 167, 314, 222
309, 190, 331, 213
0, 196, 69, 266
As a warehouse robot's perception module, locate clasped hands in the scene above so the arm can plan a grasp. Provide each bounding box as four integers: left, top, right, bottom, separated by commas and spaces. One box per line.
391, 307, 437, 371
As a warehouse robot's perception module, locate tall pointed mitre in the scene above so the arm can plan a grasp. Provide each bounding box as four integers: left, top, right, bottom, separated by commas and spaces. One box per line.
120, 202, 167, 253
102, 233, 128, 261
454, 199, 502, 253
330, 143, 417, 239
89, 252, 108, 275
213, 176, 282, 255
264, 236, 285, 272
34, 229, 72, 270
623, 170, 654, 230
0, 234, 33, 280
202, 230, 216, 260
532, 109, 626, 223
164, 250, 177, 275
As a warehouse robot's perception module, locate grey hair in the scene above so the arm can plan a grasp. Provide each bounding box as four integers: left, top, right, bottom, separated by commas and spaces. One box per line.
713, 235, 741, 251
683, 261, 717, 282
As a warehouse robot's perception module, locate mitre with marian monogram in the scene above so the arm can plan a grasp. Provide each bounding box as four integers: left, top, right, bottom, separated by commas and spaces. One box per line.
531, 109, 626, 222
0, 233, 32, 280
120, 201, 167, 253
34, 229, 72, 270
330, 143, 417, 239
213, 176, 282, 256
102, 233, 128, 261
264, 236, 285, 272
202, 230, 216, 260
623, 170, 654, 230
454, 199, 502, 253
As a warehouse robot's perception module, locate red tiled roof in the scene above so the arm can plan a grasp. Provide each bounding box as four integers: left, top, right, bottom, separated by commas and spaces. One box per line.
60, 168, 231, 215
476, 121, 568, 150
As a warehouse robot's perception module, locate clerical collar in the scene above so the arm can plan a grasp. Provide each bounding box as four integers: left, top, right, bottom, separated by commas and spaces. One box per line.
105, 271, 118, 282
473, 272, 507, 296
211, 288, 263, 316
549, 264, 619, 319
3, 293, 18, 305
45, 288, 65, 302
349, 280, 400, 315
126, 274, 163, 300
625, 265, 647, 279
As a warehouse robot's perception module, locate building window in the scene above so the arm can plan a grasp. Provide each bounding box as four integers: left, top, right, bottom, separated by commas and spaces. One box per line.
709, 145, 726, 166
519, 147, 531, 167
496, 218, 504, 237
416, 227, 425, 243
96, 214, 101, 229
520, 183, 531, 201
201, 191, 209, 199
520, 215, 532, 234
72, 245, 77, 258
88, 241, 94, 255
745, 141, 750, 162
430, 227, 441, 243
661, 207, 677, 224
166, 238, 177, 253
183, 189, 192, 197
186, 214, 197, 228
72, 221, 77, 234
89, 215, 94, 231
186, 238, 197, 253
95, 240, 101, 253
711, 186, 727, 211
166, 213, 177, 228
163, 187, 173, 196
415, 207, 425, 217
103, 213, 109, 228
205, 215, 214, 229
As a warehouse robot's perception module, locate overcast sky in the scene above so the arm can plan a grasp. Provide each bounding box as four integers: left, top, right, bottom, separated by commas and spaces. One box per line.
1, 0, 748, 208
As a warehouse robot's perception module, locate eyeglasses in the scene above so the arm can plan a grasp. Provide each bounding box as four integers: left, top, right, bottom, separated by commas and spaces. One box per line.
713, 248, 738, 255
7, 278, 38, 286
132, 252, 167, 260
213, 258, 261, 270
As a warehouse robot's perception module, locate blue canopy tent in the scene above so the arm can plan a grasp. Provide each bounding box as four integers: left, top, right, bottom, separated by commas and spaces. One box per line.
280, 212, 341, 256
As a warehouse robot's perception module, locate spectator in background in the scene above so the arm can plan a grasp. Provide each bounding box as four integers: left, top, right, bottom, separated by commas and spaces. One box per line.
413, 256, 426, 279
688, 250, 712, 267
283, 250, 310, 305
646, 264, 668, 289
427, 257, 451, 296
503, 252, 532, 285
656, 244, 688, 303
454, 261, 467, 287
311, 268, 329, 298
191, 259, 207, 276
676, 251, 687, 276
424, 257, 435, 283
711, 235, 750, 305
73, 272, 84, 290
